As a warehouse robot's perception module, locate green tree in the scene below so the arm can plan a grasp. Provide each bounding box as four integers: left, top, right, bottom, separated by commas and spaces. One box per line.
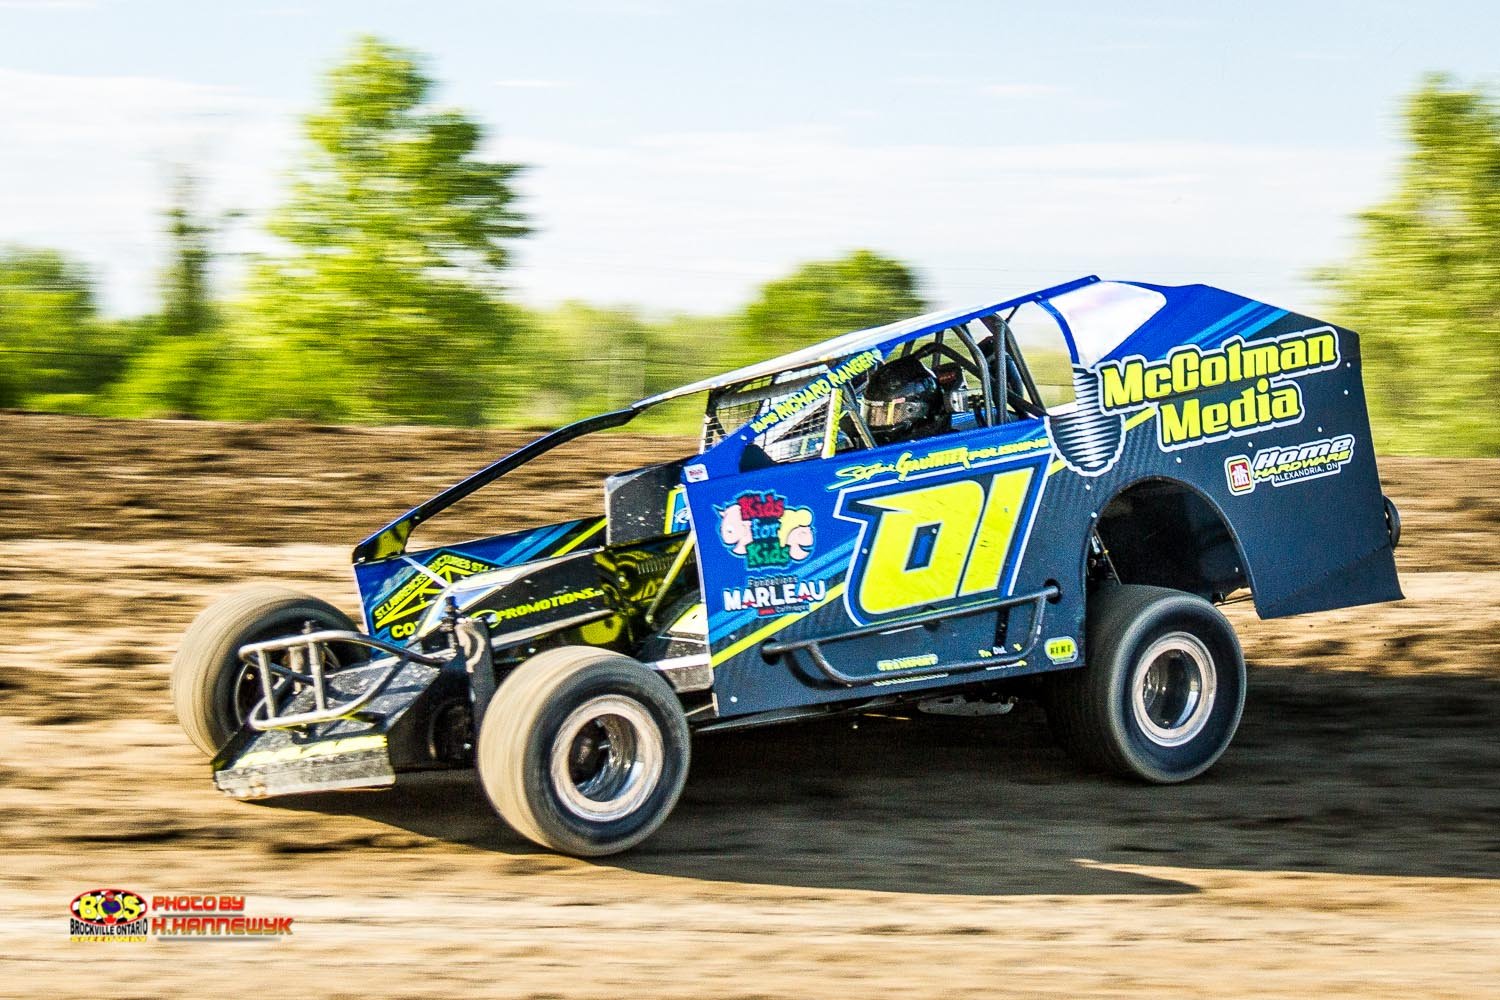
738, 249, 925, 363
220, 35, 529, 424
106, 171, 229, 418
1325, 76, 1500, 456
0, 247, 119, 408
511, 303, 660, 424
159, 171, 218, 341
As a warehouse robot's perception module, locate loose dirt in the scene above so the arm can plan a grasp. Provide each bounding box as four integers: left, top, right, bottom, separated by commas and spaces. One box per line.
1, 413, 1496, 998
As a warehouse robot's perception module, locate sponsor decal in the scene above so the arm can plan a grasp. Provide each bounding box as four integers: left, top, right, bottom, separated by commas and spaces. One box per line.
1225, 433, 1356, 494
836, 467, 1038, 625
70, 891, 295, 942
1045, 636, 1078, 664
716, 491, 815, 570
482, 586, 605, 625
664, 485, 691, 533
722, 575, 827, 617
70, 889, 148, 942
1226, 456, 1254, 495
372, 551, 499, 638
747, 349, 882, 435
1097, 327, 1340, 450
830, 436, 1050, 489
684, 462, 708, 483
234, 733, 388, 769
877, 652, 939, 672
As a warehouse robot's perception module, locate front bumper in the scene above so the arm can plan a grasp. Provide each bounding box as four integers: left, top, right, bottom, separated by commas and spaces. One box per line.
212, 622, 490, 799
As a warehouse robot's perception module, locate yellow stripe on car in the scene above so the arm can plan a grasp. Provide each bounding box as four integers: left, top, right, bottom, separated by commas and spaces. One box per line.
232, 734, 388, 769
552, 518, 606, 556
710, 583, 847, 666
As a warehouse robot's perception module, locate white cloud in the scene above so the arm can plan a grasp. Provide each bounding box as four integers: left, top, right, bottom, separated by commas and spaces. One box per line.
0, 66, 1392, 322
494, 79, 571, 90
980, 83, 1066, 99
0, 68, 294, 314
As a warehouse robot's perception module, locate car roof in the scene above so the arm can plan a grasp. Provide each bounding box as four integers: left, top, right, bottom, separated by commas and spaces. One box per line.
637, 274, 1103, 408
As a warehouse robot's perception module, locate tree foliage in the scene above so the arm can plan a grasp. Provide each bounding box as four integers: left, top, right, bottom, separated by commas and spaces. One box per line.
220, 35, 529, 424
1327, 76, 1500, 456
1, 39, 938, 433
104, 171, 227, 418
0, 246, 122, 407
739, 249, 925, 363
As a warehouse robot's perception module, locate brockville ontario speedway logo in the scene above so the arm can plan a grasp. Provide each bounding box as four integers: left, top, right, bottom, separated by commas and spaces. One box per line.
69, 891, 296, 942
70, 889, 149, 942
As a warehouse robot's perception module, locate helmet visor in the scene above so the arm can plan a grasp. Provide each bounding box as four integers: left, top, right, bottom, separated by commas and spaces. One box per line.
862, 396, 926, 431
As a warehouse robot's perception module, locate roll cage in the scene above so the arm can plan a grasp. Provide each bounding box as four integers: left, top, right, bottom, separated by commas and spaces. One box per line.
352, 276, 1101, 565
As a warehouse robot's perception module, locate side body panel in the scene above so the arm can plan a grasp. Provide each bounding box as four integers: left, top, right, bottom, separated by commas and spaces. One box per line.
684, 419, 1092, 717
352, 517, 606, 643
683, 282, 1400, 720
1058, 285, 1401, 619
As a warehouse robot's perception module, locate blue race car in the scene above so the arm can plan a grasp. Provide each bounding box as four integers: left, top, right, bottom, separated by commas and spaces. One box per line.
172, 276, 1403, 856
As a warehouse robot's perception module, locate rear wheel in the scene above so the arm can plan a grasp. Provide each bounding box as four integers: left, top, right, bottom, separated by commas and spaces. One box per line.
171, 586, 357, 756
1046, 584, 1245, 783
477, 646, 690, 856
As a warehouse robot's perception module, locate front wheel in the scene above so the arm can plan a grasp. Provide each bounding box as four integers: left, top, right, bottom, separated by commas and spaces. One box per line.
1046, 584, 1246, 783
171, 586, 357, 756
477, 646, 690, 856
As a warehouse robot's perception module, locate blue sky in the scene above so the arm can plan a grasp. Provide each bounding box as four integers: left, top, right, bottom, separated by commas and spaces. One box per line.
1, 0, 1497, 317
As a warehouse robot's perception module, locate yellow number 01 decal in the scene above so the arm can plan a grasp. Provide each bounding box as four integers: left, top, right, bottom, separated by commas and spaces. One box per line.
845, 468, 1035, 620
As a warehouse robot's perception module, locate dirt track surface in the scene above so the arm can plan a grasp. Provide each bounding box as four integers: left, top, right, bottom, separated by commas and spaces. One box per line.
2, 412, 1498, 998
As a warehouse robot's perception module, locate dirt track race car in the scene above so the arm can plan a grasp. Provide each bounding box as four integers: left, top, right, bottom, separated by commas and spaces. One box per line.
173, 276, 1404, 856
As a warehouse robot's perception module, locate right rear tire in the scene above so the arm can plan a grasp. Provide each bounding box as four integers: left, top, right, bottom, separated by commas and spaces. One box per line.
477, 646, 690, 857
1046, 584, 1246, 783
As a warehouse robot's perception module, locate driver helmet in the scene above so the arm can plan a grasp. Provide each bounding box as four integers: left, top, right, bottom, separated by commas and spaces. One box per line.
861, 355, 946, 445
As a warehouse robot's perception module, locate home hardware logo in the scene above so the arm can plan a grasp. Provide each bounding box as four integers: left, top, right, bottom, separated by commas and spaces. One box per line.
1226, 433, 1356, 494
1096, 327, 1340, 449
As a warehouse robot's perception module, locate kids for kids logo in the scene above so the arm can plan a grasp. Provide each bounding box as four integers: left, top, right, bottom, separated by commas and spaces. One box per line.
717, 491, 815, 570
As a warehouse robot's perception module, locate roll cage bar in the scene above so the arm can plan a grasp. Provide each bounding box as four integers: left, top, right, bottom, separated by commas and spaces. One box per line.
353, 276, 1100, 565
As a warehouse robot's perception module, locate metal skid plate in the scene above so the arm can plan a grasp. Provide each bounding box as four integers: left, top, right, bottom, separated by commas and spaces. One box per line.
213, 659, 441, 799
214, 742, 395, 799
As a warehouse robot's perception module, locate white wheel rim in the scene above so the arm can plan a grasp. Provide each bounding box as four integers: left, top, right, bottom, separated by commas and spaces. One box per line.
549, 695, 664, 823
1130, 631, 1218, 748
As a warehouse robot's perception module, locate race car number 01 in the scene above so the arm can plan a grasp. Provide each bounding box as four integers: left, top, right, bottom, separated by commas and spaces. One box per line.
842, 468, 1035, 620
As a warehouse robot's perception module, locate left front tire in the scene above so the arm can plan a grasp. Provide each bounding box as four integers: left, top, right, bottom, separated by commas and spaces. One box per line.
477, 646, 690, 856
171, 586, 356, 756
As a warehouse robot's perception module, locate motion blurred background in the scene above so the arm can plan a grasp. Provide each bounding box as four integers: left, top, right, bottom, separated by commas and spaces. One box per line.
1, 0, 1497, 450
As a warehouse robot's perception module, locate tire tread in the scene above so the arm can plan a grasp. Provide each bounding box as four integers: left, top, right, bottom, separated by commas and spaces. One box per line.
171, 585, 353, 756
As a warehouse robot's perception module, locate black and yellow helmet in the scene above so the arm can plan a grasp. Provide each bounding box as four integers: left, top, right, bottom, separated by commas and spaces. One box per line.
861, 356, 946, 445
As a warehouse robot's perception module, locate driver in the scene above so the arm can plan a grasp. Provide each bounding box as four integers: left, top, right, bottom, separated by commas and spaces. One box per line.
860, 356, 948, 445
